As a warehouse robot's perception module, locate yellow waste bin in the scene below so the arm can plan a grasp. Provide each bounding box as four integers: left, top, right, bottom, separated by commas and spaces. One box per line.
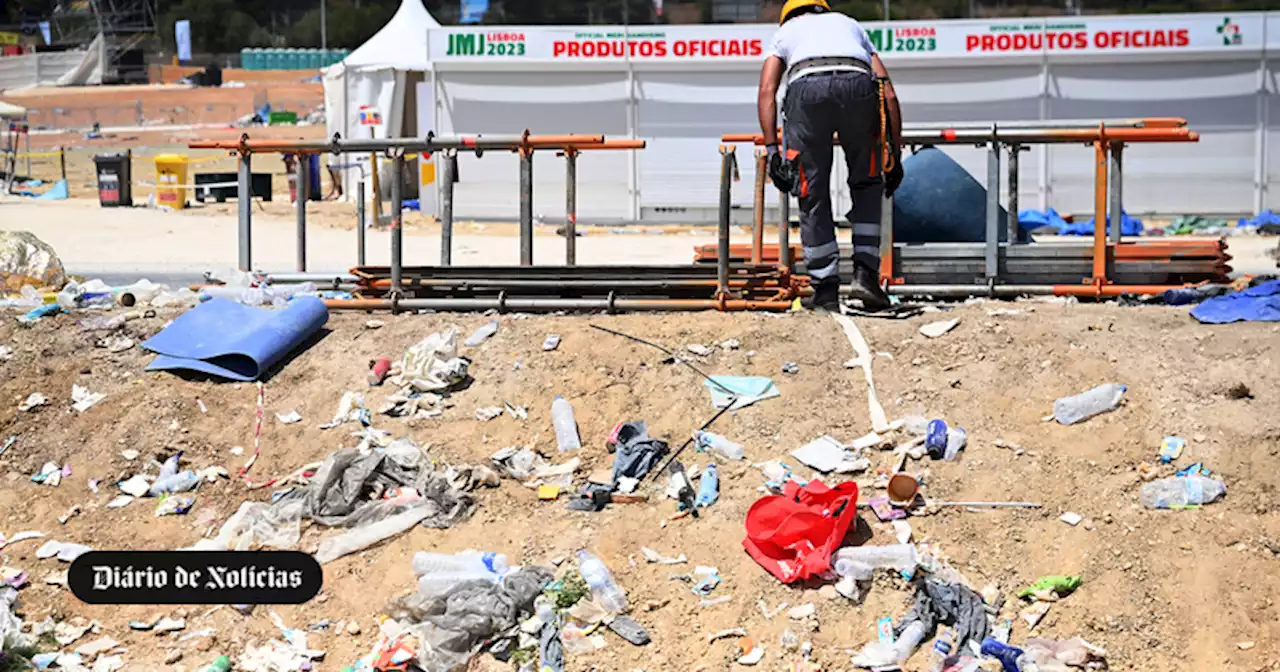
154, 153, 189, 210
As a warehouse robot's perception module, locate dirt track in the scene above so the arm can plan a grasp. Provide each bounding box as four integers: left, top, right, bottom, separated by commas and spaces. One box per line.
0, 301, 1277, 671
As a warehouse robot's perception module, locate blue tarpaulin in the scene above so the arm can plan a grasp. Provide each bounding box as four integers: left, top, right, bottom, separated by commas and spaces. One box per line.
142, 296, 329, 381
1018, 208, 1069, 233
891, 148, 1031, 243
1190, 280, 1280, 324
1238, 210, 1280, 228
1064, 212, 1144, 236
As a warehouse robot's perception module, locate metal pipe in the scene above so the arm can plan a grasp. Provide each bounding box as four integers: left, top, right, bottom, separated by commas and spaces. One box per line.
441, 150, 455, 266
295, 152, 308, 272
751, 149, 766, 265
1109, 142, 1124, 246
519, 148, 534, 266
1007, 143, 1020, 245
902, 117, 1185, 131
565, 149, 577, 267
188, 133, 613, 154
722, 126, 1198, 147
356, 179, 366, 266
260, 272, 358, 284
778, 188, 791, 270
717, 145, 738, 297
370, 151, 381, 231
390, 150, 404, 299
1093, 140, 1108, 282
886, 283, 1186, 298
324, 297, 794, 312
985, 140, 1000, 281
237, 151, 252, 272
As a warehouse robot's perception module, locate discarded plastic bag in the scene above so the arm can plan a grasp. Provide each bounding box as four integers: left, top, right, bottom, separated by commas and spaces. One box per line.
393, 328, 471, 393
314, 502, 432, 564
193, 500, 304, 551
743, 480, 859, 583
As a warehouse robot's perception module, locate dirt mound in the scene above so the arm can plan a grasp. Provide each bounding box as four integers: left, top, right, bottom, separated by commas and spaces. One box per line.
0, 303, 1276, 670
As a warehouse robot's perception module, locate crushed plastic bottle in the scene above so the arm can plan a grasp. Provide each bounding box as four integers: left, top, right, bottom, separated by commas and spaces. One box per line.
694, 431, 744, 460
832, 544, 918, 580
151, 288, 200, 308
925, 420, 967, 461
577, 550, 628, 614
116, 279, 164, 307
551, 396, 581, 452
1053, 383, 1126, 425
1139, 474, 1226, 509
980, 638, 1025, 672
695, 464, 719, 508
149, 471, 200, 497
464, 320, 499, 346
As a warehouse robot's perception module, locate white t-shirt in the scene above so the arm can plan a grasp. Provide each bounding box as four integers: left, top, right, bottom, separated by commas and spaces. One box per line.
765, 12, 877, 69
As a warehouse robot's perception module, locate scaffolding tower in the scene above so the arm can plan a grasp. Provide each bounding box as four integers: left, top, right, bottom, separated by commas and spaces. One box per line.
49, 0, 157, 83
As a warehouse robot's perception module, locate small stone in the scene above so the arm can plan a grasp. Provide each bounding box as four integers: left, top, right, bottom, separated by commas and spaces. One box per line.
316, 593, 330, 604
346, 621, 361, 636
787, 603, 815, 620
818, 585, 838, 600
1237, 641, 1256, 650
1083, 519, 1096, 531
191, 636, 215, 652
164, 651, 183, 664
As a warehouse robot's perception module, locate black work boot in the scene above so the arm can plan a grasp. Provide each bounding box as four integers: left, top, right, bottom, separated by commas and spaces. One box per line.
803, 278, 842, 314
848, 263, 891, 311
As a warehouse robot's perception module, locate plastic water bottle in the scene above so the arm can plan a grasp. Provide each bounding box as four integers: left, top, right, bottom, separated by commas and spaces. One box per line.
551, 396, 581, 452
1139, 474, 1226, 509
980, 638, 1025, 672
891, 621, 926, 663
413, 551, 509, 597
149, 470, 200, 497
576, 550, 628, 614
1053, 384, 1126, 425
464, 320, 499, 346
832, 544, 918, 580
412, 551, 509, 577
694, 431, 744, 460
696, 464, 719, 508
929, 628, 955, 672
198, 656, 232, 672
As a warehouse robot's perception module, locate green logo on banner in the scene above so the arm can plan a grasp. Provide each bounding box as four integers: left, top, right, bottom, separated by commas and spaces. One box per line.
1216, 17, 1241, 46
446, 32, 528, 57
866, 26, 938, 54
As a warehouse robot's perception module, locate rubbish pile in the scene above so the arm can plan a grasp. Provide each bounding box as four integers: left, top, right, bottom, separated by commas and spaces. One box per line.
195, 437, 493, 564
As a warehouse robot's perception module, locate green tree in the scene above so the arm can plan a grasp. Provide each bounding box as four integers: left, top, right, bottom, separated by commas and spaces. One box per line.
285, 0, 396, 48
157, 0, 274, 51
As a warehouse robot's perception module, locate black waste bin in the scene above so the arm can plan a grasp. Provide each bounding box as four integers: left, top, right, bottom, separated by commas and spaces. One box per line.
94, 151, 132, 207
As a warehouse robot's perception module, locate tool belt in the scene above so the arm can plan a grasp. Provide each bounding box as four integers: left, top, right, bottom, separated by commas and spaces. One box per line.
787, 56, 871, 86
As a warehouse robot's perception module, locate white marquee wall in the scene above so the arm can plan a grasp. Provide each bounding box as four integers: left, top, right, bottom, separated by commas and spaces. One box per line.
415, 12, 1280, 223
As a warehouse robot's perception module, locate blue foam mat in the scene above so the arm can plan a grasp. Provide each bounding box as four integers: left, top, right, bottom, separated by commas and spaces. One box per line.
142, 296, 329, 381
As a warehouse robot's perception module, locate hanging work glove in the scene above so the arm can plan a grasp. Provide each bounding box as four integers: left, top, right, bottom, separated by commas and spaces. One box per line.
766, 144, 795, 195
884, 151, 904, 198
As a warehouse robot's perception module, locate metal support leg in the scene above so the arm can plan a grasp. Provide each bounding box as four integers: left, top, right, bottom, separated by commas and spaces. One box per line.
1092, 140, 1108, 283
356, 179, 366, 266
778, 189, 791, 270
441, 150, 456, 267
751, 149, 766, 265
985, 141, 1001, 281
880, 194, 894, 281
390, 150, 404, 300
565, 149, 578, 266
237, 151, 252, 272
717, 145, 739, 297
295, 153, 308, 272
519, 148, 534, 266
1007, 143, 1020, 245
1109, 142, 1123, 245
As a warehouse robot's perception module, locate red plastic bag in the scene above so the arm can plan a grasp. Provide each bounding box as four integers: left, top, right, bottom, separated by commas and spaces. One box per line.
743, 479, 859, 583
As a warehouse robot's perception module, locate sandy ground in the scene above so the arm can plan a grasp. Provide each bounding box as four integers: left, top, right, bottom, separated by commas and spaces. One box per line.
5, 82, 323, 131
0, 301, 1278, 671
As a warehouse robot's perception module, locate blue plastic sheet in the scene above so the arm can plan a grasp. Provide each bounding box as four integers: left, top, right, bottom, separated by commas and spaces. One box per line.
1018, 208, 1069, 233
1061, 211, 1144, 236
1190, 280, 1280, 324
142, 296, 329, 381
36, 179, 68, 200
1238, 209, 1280, 229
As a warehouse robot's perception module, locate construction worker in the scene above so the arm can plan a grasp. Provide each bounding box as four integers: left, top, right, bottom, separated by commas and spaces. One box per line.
758, 0, 903, 312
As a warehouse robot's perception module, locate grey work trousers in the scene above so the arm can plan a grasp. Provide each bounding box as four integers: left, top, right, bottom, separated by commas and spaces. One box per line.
783, 70, 884, 281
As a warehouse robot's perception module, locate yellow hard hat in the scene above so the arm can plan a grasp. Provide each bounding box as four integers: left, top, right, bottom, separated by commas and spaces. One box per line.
779, 0, 831, 24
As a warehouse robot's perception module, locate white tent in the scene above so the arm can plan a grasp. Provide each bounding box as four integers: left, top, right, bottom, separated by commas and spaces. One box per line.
322, 0, 440, 202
